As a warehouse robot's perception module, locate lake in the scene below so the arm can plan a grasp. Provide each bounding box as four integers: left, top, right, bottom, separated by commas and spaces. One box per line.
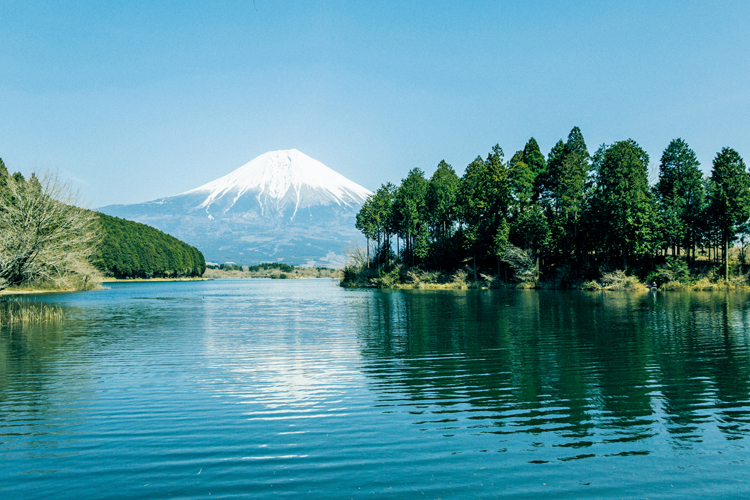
1, 279, 749, 498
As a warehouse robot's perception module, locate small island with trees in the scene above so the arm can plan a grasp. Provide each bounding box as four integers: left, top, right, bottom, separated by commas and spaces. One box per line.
343, 127, 750, 290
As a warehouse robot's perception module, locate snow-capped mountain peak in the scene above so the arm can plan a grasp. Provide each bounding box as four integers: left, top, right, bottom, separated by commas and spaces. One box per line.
99, 149, 371, 266
182, 149, 371, 218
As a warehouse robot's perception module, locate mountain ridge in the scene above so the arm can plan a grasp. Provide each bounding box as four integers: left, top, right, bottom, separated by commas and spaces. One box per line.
99, 150, 371, 267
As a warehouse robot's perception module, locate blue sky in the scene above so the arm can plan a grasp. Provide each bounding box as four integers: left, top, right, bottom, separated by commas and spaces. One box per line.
2, 0, 749, 207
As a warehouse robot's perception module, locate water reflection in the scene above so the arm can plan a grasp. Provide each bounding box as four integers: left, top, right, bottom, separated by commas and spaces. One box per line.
356, 290, 750, 459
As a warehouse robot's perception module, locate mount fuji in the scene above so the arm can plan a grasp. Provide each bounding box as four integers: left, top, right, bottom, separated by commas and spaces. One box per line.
99, 150, 372, 267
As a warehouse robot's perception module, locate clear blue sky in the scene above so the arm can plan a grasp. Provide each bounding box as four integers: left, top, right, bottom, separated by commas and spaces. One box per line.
2, 0, 749, 207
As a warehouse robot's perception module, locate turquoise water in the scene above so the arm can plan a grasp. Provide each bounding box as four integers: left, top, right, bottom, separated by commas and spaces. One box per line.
1, 280, 749, 498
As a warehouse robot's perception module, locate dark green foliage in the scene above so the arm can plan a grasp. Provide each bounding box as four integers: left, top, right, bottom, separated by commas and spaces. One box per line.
349, 131, 750, 286
458, 146, 511, 269
356, 182, 396, 267
212, 263, 243, 271
393, 168, 429, 265
707, 147, 750, 279
92, 213, 206, 278
646, 257, 690, 286
541, 127, 590, 264
425, 161, 460, 267
509, 204, 549, 255
585, 140, 656, 268
245, 262, 295, 273
426, 161, 459, 238
655, 139, 705, 261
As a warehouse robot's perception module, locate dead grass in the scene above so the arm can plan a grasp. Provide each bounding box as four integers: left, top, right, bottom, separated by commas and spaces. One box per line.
0, 300, 66, 326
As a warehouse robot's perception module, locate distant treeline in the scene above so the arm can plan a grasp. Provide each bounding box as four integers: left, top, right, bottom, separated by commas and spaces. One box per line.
206, 262, 296, 272
206, 263, 244, 271
246, 263, 295, 273
351, 127, 750, 285
93, 213, 206, 278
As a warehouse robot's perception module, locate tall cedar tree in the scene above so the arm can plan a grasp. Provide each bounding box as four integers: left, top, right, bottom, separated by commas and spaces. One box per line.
508, 139, 549, 257
541, 127, 589, 264
356, 183, 395, 266
458, 145, 510, 274
426, 161, 460, 267
707, 147, 750, 280
587, 140, 656, 269
392, 169, 428, 266
655, 139, 704, 261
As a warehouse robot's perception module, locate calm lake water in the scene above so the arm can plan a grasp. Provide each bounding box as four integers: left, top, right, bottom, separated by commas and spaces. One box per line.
2, 279, 750, 498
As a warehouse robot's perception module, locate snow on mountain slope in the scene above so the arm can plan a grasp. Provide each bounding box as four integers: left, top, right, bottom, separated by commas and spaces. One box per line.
99, 149, 372, 265
181, 149, 371, 219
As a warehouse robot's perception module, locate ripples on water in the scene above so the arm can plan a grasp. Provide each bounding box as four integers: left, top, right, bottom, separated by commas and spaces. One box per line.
1, 281, 749, 498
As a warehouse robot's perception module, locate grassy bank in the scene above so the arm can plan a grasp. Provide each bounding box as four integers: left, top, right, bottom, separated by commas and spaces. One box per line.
342, 263, 750, 292
1, 275, 103, 295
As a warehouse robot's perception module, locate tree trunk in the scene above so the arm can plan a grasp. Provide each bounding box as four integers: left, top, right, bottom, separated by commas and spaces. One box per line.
725, 232, 729, 281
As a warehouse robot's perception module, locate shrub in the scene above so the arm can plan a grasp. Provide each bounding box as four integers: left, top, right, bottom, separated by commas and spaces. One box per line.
646, 257, 690, 286
581, 280, 602, 290
502, 245, 538, 283
600, 270, 643, 290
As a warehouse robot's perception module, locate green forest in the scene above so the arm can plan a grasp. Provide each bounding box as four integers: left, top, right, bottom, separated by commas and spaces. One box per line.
1, 157, 205, 289
93, 213, 206, 279
1, 160, 100, 291
346, 128, 750, 288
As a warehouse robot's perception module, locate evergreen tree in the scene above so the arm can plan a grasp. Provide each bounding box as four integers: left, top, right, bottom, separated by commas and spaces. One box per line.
508, 140, 549, 260
707, 147, 750, 280
356, 183, 396, 267
522, 138, 547, 202
586, 139, 656, 269
93, 213, 206, 278
542, 127, 590, 264
426, 160, 460, 266
393, 169, 428, 266
458, 146, 510, 273
426, 160, 459, 238
655, 138, 705, 261
508, 152, 535, 209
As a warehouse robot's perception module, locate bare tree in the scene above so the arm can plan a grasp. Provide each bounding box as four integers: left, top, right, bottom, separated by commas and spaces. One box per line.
0, 171, 101, 291
502, 245, 539, 283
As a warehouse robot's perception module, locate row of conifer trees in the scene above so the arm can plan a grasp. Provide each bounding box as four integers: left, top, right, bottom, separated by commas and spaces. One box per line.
93, 213, 206, 279
354, 127, 750, 283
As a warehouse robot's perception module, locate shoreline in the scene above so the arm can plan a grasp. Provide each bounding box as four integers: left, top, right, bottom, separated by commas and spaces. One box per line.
101, 277, 212, 283
1, 277, 212, 296
1, 288, 81, 297
341, 279, 750, 292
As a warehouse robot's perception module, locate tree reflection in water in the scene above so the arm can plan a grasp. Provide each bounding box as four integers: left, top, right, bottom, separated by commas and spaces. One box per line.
355, 290, 750, 457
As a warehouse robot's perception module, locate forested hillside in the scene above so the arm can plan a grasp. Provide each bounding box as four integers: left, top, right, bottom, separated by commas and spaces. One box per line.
93, 213, 206, 279
1, 160, 100, 291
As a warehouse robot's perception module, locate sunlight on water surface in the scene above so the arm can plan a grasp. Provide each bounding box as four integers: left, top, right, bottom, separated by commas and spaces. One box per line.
1, 280, 749, 498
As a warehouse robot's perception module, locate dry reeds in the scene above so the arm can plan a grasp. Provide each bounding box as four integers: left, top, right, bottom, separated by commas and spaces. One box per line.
0, 300, 66, 326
